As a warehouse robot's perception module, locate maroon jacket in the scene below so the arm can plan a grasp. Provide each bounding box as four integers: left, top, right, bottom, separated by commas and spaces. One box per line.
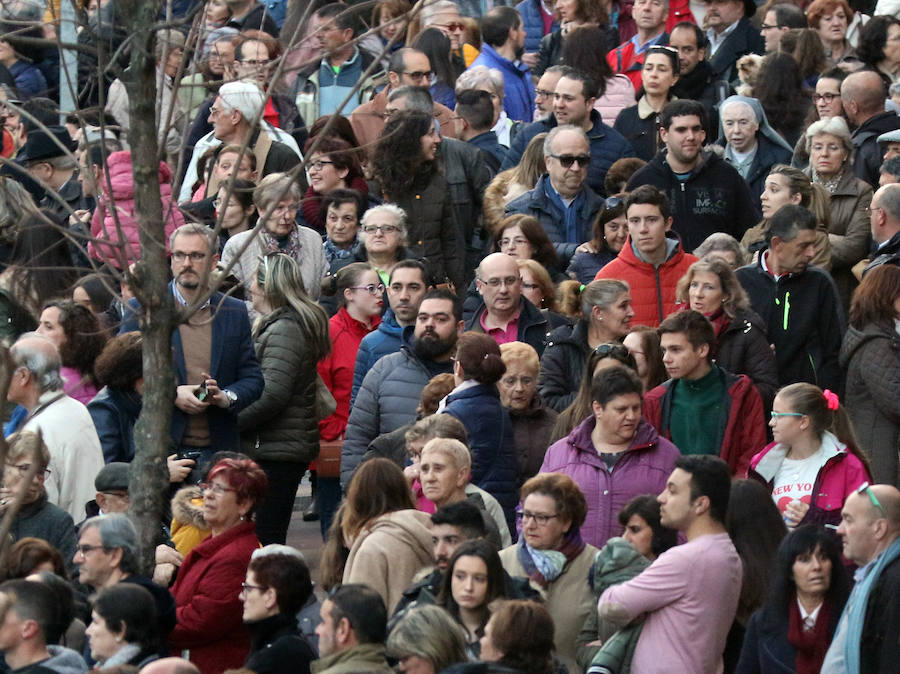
643, 366, 766, 476
170, 521, 260, 674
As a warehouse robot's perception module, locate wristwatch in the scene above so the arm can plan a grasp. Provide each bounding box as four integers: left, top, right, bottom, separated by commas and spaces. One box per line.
223, 389, 238, 408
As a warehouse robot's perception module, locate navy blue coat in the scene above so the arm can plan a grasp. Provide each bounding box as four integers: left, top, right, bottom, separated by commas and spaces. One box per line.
442, 384, 518, 533
87, 386, 141, 463
501, 109, 635, 196
517, 0, 559, 53
121, 284, 264, 451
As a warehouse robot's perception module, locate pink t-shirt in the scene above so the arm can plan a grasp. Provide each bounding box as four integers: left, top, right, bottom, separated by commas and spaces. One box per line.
599, 532, 742, 674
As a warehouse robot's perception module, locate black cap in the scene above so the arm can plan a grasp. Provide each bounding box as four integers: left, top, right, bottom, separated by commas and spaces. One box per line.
18, 126, 76, 162
94, 462, 130, 492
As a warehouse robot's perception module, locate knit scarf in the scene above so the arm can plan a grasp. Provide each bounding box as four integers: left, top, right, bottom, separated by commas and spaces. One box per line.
324, 237, 356, 264
259, 226, 302, 260
516, 528, 585, 588
787, 598, 831, 674
843, 537, 900, 671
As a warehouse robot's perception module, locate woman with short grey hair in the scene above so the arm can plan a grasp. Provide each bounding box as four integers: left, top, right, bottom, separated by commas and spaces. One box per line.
222, 173, 327, 315
804, 116, 873, 308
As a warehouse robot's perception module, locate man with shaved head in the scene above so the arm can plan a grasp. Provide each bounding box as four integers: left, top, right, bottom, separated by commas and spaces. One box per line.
8, 334, 104, 521
140, 657, 201, 674
821, 484, 900, 673
464, 253, 549, 356
841, 70, 900, 188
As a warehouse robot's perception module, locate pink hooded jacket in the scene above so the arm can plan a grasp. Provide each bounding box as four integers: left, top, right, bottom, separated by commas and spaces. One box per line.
89, 151, 184, 268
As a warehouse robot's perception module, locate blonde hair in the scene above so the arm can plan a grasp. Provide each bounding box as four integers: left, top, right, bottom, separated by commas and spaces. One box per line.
674, 256, 750, 317
499, 341, 539, 374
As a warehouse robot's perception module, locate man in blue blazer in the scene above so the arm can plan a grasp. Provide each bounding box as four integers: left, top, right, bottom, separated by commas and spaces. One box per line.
121, 223, 263, 471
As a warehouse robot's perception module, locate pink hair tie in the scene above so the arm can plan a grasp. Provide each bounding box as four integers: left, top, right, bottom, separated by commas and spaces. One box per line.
823, 389, 840, 411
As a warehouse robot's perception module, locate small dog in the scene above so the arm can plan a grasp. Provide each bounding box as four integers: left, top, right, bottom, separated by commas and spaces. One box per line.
735, 54, 763, 97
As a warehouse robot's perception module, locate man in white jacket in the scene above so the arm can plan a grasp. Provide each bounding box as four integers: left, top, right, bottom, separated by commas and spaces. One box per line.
8, 334, 104, 522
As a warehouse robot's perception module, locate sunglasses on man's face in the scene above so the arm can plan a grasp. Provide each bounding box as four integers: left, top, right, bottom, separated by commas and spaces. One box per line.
551, 153, 591, 169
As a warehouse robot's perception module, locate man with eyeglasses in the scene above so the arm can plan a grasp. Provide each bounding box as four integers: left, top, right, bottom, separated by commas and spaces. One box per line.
532, 66, 565, 123
864, 183, 900, 273
464, 253, 550, 356
352, 259, 431, 404
120, 223, 263, 463
293, 3, 384, 123
821, 483, 900, 673
759, 3, 806, 53
342, 289, 464, 488
841, 70, 900, 189
501, 67, 635, 197
643, 310, 766, 476
73, 514, 176, 642
7, 334, 103, 523
467, 6, 534, 123
607, 0, 670, 91
506, 125, 605, 261
179, 81, 300, 203
350, 48, 459, 152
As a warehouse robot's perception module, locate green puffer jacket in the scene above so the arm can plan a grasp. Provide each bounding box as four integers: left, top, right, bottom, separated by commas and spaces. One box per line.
238, 307, 320, 463
576, 537, 650, 674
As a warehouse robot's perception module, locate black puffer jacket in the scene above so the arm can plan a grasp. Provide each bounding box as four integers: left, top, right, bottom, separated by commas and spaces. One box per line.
538, 320, 591, 413
237, 307, 320, 463
839, 322, 900, 486
714, 308, 779, 410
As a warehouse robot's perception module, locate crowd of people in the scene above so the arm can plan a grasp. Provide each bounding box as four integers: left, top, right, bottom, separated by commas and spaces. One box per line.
0, 0, 900, 673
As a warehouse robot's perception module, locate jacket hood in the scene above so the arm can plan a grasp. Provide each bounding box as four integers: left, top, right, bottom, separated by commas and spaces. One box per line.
567, 414, 662, 454
619, 232, 685, 269
171, 484, 207, 529
751, 430, 847, 482
105, 150, 174, 197
378, 309, 403, 336
589, 536, 650, 592
44, 645, 88, 674
839, 323, 897, 368
359, 509, 433, 557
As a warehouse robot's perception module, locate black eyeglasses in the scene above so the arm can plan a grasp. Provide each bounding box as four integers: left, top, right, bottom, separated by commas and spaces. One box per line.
75, 544, 108, 556
240, 582, 266, 594
550, 153, 591, 168
402, 70, 432, 80
812, 92, 839, 103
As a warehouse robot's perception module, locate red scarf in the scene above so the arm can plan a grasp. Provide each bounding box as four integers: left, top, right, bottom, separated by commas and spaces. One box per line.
787, 598, 831, 674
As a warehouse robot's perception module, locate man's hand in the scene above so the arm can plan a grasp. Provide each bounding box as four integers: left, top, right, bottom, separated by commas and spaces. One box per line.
521, 52, 538, 68
175, 385, 210, 414
201, 373, 230, 409
167, 454, 195, 483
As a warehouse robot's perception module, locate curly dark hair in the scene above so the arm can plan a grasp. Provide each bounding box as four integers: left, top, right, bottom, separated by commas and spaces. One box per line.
857, 15, 900, 67
93, 331, 142, 391
45, 300, 107, 384
372, 111, 437, 197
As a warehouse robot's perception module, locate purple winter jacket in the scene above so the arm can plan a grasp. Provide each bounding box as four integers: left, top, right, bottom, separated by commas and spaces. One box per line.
539, 416, 681, 548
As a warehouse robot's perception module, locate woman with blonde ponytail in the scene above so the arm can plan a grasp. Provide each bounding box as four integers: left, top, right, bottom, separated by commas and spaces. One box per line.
747, 382, 871, 529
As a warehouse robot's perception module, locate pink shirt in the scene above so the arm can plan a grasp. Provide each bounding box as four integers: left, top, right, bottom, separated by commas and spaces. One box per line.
479, 308, 520, 345
598, 532, 742, 674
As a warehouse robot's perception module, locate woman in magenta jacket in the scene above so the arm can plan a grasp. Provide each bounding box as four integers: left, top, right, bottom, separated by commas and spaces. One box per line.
539, 365, 680, 549
169, 459, 268, 674
747, 383, 871, 529
316, 263, 382, 538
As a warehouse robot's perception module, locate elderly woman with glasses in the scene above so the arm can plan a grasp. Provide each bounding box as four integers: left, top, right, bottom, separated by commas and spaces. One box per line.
747, 383, 870, 530
222, 173, 328, 317
169, 458, 268, 674
804, 116, 873, 309
499, 472, 598, 674
541, 366, 679, 550
1, 431, 77, 576
539, 279, 634, 412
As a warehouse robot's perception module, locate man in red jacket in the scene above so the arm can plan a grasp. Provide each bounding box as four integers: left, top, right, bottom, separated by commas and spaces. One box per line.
594, 185, 697, 326
607, 0, 669, 90
643, 310, 766, 476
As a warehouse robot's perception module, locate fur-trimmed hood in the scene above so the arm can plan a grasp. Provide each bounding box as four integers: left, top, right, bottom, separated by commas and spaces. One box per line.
171, 485, 206, 529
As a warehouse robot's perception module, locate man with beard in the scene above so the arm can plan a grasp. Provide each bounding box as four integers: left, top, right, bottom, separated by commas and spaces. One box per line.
340, 289, 464, 488
120, 223, 263, 467
668, 22, 731, 138
467, 6, 534, 123
464, 253, 550, 356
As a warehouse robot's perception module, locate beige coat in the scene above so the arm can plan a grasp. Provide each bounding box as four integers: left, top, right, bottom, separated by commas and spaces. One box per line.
500, 542, 599, 674
343, 509, 434, 614
821, 170, 873, 310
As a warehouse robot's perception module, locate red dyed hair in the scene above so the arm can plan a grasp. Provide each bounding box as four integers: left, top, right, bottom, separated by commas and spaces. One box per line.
207, 458, 268, 514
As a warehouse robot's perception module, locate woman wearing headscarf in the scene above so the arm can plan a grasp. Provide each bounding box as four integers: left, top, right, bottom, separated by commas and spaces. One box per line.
716, 96, 793, 217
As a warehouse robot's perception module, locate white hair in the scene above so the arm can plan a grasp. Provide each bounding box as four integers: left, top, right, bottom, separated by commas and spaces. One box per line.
420, 0, 458, 26
805, 115, 853, 156
251, 544, 306, 561
455, 65, 504, 97
218, 81, 265, 125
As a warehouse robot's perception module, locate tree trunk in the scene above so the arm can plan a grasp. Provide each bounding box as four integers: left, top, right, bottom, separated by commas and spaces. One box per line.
117, 0, 177, 574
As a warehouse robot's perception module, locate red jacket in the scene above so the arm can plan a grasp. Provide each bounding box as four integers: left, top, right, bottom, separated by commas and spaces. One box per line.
318, 306, 381, 441
747, 432, 871, 528
169, 521, 260, 674
594, 236, 697, 327
643, 367, 766, 476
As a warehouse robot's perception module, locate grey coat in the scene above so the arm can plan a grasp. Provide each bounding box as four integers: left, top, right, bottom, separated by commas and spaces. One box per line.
839, 323, 900, 487
341, 334, 452, 487
238, 308, 321, 464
